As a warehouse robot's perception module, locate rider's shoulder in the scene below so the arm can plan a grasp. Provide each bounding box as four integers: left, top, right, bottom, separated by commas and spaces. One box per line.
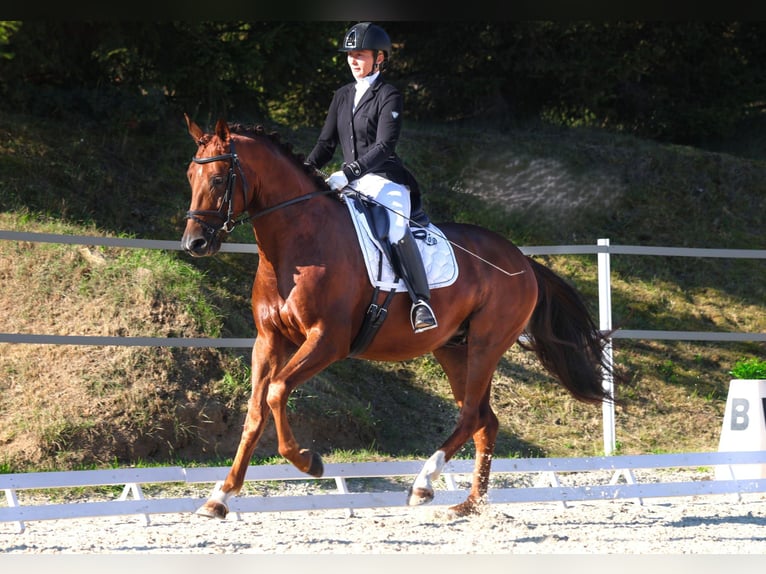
373, 79, 402, 101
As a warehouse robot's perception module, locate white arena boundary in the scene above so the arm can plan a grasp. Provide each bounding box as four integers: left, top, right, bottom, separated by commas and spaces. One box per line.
2, 451, 766, 534
1, 231, 764, 454
1, 230, 763, 353
1, 231, 765, 533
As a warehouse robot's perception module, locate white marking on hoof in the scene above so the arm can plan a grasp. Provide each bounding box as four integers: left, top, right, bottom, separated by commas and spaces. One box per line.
195, 502, 227, 519
195, 482, 232, 519
409, 450, 446, 505
407, 487, 434, 506
210, 483, 230, 504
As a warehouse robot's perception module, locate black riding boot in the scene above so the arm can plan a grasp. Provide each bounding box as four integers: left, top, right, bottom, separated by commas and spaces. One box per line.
391, 230, 438, 333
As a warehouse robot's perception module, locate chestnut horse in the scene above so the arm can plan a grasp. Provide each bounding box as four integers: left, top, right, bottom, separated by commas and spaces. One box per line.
181, 116, 615, 519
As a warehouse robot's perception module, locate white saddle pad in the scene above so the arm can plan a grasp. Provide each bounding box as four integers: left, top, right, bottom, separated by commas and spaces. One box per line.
343, 195, 458, 293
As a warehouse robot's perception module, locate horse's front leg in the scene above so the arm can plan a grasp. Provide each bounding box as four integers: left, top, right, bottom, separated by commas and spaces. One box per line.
195, 340, 275, 519
266, 330, 344, 477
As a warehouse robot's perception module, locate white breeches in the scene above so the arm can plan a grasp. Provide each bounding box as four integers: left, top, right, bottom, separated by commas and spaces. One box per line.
348, 173, 410, 243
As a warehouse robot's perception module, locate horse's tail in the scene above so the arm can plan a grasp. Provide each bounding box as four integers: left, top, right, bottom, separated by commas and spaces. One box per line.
521, 257, 616, 405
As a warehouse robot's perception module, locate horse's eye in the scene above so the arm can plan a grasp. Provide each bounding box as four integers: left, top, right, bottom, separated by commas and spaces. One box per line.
212, 175, 225, 187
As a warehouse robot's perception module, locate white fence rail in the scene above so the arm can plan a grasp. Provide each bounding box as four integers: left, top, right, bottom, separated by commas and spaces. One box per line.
2, 230, 764, 452
1, 230, 764, 348
3, 452, 766, 533
1, 230, 765, 531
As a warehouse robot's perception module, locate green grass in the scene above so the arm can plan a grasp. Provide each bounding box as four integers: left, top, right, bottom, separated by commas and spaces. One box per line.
730, 357, 766, 379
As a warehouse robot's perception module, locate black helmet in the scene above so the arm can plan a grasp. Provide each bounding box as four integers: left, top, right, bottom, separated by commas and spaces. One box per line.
339, 22, 392, 57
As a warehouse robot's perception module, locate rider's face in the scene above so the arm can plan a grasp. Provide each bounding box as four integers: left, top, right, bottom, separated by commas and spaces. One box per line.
347, 50, 382, 80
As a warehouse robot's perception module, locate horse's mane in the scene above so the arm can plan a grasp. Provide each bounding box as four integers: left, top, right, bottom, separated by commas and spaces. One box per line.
226, 123, 329, 190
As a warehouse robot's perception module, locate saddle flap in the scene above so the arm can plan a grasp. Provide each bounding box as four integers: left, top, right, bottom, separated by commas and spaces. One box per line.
343, 194, 459, 293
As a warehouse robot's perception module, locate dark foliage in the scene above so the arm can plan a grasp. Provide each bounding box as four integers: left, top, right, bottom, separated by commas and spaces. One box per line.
0, 21, 763, 144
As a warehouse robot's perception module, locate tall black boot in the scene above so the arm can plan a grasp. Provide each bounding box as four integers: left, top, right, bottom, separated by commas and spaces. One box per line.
391, 230, 438, 333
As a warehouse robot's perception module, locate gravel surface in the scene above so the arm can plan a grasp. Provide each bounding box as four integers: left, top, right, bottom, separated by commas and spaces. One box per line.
2, 469, 766, 554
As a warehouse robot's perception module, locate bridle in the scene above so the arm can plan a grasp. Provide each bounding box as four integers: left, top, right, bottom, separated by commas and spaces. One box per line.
187, 137, 335, 239
187, 138, 250, 237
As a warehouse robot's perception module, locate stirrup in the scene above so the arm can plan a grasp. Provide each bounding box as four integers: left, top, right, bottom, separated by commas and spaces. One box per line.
411, 300, 438, 333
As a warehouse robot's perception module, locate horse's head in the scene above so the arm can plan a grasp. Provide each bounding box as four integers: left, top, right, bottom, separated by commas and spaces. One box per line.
181, 115, 250, 257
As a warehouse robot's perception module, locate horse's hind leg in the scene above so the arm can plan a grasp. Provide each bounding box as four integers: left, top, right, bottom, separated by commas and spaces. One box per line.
451, 385, 498, 516
407, 344, 500, 516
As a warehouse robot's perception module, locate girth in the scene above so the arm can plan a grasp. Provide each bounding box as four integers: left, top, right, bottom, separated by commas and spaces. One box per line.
347, 194, 397, 357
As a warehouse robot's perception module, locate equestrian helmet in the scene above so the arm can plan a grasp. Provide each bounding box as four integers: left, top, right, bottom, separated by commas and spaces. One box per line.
339, 22, 392, 57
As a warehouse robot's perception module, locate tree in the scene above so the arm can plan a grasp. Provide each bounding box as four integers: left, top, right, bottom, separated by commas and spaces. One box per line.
1, 21, 763, 144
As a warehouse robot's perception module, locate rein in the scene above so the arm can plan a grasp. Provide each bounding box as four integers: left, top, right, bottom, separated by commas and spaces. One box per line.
187, 139, 336, 237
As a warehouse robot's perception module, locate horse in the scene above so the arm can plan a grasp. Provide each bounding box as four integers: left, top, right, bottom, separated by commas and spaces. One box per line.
181, 115, 617, 519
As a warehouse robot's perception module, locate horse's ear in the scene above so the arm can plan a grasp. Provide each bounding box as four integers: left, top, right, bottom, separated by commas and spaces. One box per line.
215, 118, 230, 142
185, 113, 204, 144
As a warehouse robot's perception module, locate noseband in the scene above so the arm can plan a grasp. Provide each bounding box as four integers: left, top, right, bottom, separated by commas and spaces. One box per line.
187, 138, 336, 240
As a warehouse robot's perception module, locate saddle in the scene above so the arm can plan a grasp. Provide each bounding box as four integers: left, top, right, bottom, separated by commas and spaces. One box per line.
343, 192, 458, 293
342, 191, 458, 355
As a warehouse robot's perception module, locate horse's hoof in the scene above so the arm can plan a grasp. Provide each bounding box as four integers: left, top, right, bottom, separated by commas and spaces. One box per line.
448, 498, 486, 517
195, 500, 229, 520
406, 486, 434, 506
307, 450, 324, 477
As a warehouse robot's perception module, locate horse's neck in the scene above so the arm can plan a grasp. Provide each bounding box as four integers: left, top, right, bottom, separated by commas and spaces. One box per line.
251, 187, 349, 268
239, 136, 353, 269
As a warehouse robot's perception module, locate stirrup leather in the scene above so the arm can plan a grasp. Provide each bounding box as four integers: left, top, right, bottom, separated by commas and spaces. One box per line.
411, 299, 438, 333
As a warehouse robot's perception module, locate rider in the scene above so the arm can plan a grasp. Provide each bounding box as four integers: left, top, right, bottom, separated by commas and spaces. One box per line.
305, 21, 438, 333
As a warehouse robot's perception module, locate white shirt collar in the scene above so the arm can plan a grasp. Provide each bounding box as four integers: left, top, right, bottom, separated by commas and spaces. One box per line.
353, 72, 379, 110
356, 72, 380, 90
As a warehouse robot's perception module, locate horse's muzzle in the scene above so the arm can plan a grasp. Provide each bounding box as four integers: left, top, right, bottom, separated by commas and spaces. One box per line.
181, 225, 222, 257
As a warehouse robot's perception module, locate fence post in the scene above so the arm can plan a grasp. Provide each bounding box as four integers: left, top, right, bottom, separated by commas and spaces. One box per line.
598, 238, 616, 455
3, 488, 25, 533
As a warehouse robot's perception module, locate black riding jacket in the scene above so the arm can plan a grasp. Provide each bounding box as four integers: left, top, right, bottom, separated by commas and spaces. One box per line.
306, 77, 413, 185
306, 76, 427, 224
